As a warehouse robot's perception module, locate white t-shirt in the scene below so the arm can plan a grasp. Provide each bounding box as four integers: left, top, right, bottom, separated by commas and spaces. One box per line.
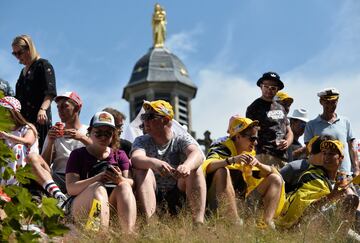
42, 124, 88, 174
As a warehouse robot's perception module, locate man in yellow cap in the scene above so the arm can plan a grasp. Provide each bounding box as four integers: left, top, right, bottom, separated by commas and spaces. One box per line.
280, 135, 334, 193
304, 87, 359, 177
202, 115, 284, 228
131, 100, 206, 224
277, 140, 358, 228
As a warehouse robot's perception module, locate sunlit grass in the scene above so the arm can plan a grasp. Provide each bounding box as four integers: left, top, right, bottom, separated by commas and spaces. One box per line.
62, 200, 359, 243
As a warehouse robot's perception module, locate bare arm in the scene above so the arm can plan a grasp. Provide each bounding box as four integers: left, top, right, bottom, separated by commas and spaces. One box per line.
132, 149, 165, 170
176, 144, 204, 177
41, 127, 58, 164
66, 172, 104, 196
278, 125, 294, 150
64, 129, 92, 145
349, 139, 359, 176
131, 148, 175, 177
182, 144, 204, 170
206, 159, 228, 174
37, 95, 53, 125
0, 129, 36, 148
232, 154, 273, 177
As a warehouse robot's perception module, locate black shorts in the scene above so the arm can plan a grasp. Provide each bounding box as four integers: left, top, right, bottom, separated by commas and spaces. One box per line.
206, 169, 247, 199
156, 186, 186, 216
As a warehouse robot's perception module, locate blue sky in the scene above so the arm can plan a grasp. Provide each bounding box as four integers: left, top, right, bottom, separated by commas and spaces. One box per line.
1, 0, 359, 141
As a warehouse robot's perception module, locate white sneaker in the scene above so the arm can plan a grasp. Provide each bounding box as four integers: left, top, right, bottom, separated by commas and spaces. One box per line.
348, 229, 360, 242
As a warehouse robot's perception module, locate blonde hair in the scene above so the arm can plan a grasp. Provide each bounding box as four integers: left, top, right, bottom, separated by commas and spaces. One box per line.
12, 35, 40, 62
9, 109, 38, 138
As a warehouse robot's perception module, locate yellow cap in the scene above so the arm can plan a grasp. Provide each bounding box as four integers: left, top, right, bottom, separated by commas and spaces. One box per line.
306, 136, 319, 154
320, 140, 344, 156
143, 100, 174, 119
227, 116, 259, 138
274, 91, 294, 104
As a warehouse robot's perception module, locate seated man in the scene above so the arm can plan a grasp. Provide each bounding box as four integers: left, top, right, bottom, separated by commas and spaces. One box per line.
202, 115, 284, 228
280, 135, 334, 193
276, 140, 358, 228
28, 91, 91, 204
131, 100, 206, 224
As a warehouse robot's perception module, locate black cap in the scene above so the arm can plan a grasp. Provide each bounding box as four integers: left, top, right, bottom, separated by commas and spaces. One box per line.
256, 71, 284, 90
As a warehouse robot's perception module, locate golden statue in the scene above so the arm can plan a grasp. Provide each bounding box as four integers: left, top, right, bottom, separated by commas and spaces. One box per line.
152, 3, 166, 48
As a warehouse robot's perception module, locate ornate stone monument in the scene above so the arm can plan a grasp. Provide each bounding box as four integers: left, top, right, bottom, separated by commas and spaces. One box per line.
123, 3, 198, 131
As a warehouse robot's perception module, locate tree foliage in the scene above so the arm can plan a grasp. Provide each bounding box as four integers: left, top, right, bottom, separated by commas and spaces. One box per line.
0, 91, 68, 241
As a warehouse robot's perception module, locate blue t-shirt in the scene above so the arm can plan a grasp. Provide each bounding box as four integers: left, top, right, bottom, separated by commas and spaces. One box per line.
304, 114, 354, 173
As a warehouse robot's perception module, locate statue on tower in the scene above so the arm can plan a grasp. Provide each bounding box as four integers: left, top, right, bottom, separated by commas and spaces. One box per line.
152, 3, 166, 48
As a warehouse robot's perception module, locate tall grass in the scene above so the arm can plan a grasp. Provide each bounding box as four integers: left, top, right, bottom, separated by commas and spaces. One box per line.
62, 201, 358, 243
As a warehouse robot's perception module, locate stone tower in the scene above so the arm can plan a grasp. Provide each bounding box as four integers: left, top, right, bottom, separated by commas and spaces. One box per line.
122, 4, 197, 131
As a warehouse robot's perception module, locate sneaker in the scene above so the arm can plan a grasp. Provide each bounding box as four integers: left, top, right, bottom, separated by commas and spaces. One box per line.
56, 195, 68, 211
348, 229, 360, 242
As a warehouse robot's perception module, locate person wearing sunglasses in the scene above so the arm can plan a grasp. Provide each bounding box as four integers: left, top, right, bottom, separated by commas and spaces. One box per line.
202, 115, 284, 229
65, 111, 136, 233
12, 35, 57, 152
246, 71, 293, 169
287, 108, 309, 162
131, 100, 206, 225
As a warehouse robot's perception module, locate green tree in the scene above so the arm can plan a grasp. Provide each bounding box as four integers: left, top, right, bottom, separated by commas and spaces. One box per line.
0, 91, 68, 242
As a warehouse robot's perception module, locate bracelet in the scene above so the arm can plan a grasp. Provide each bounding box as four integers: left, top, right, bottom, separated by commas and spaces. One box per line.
40, 107, 46, 111
225, 157, 231, 165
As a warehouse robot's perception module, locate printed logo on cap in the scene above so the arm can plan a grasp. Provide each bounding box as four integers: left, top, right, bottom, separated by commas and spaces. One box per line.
99, 113, 112, 122
159, 105, 171, 116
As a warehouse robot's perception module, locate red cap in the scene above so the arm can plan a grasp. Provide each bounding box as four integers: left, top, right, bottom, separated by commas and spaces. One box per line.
55, 91, 82, 108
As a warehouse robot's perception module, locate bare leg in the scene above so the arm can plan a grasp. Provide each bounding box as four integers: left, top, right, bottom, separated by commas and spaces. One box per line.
27, 153, 52, 185
207, 167, 239, 221
179, 167, 206, 224
109, 182, 137, 233
71, 182, 110, 228
255, 173, 283, 224
134, 168, 157, 220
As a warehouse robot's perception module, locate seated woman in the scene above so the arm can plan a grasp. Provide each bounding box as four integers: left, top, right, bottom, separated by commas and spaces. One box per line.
65, 111, 136, 233
202, 115, 284, 228
0, 96, 38, 185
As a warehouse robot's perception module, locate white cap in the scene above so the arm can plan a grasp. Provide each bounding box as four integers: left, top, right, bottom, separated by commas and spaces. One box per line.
288, 108, 309, 123
317, 87, 340, 99
90, 111, 115, 128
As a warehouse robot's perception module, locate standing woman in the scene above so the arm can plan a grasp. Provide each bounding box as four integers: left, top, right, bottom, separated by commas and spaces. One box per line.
12, 35, 57, 152
66, 111, 136, 233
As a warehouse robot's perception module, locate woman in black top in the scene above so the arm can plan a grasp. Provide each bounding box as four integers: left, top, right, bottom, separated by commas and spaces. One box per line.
12, 35, 57, 151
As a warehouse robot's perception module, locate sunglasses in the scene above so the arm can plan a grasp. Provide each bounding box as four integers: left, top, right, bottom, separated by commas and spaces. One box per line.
243, 134, 258, 142
94, 130, 113, 138
12, 49, 26, 57
141, 113, 163, 121
261, 84, 278, 91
